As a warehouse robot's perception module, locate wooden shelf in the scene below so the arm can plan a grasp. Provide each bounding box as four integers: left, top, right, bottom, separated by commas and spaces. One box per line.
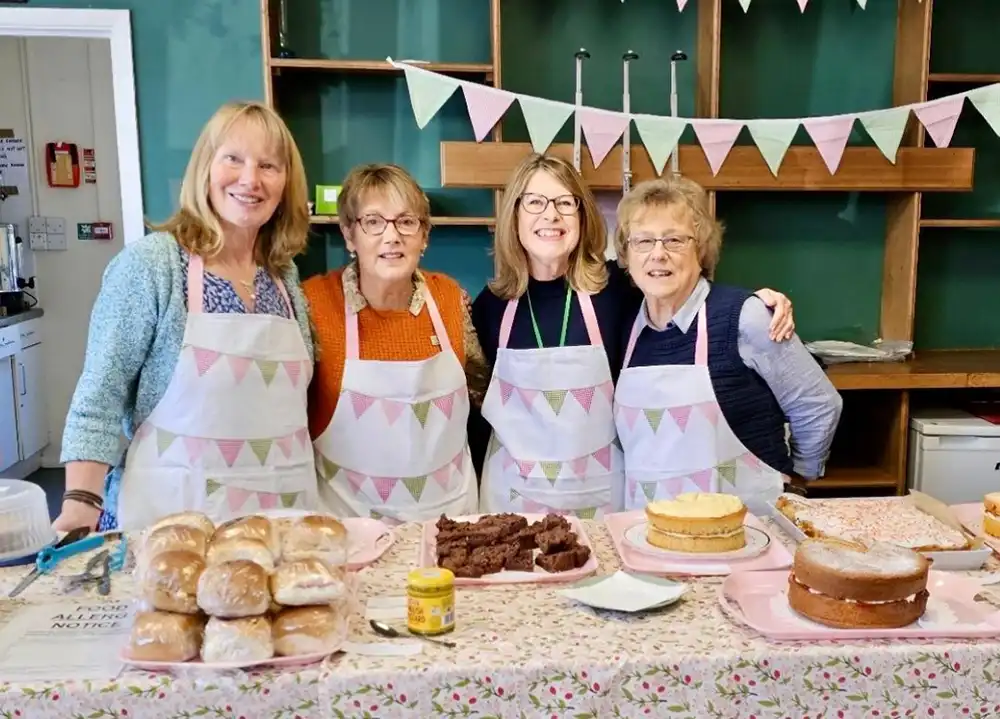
928, 72, 1000, 84
310, 215, 495, 227
920, 218, 1000, 229
439, 142, 975, 192
796, 466, 899, 491
827, 349, 1000, 390
270, 58, 494, 79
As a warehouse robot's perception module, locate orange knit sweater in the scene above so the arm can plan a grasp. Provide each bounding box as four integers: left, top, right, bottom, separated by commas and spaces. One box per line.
304, 268, 468, 437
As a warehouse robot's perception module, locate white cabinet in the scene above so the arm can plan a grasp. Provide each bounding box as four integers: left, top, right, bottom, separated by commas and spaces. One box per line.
0, 317, 46, 470
15, 341, 46, 460
0, 358, 18, 471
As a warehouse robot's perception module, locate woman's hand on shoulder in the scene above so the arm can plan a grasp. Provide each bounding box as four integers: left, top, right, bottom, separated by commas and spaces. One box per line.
753, 288, 794, 342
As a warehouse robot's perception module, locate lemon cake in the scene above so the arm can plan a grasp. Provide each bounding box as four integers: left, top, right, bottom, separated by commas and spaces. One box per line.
983, 493, 1000, 539
644, 492, 747, 553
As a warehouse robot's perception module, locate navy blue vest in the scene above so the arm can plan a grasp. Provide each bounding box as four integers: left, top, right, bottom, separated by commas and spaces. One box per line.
625, 284, 793, 475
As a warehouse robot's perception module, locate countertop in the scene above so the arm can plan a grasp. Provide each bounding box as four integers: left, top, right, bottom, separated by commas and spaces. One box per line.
0, 308, 43, 329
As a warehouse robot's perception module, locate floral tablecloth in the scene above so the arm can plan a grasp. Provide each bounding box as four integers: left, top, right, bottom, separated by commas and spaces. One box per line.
2, 519, 1000, 719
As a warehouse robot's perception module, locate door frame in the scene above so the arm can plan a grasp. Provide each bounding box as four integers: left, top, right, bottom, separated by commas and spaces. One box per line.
0, 8, 144, 242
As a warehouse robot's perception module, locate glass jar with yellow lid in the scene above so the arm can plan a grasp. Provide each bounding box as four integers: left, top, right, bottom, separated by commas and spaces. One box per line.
407, 567, 455, 636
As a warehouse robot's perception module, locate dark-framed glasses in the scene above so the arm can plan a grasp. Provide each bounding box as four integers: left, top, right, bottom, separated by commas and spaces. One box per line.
355, 213, 423, 236
519, 193, 580, 216
627, 235, 694, 254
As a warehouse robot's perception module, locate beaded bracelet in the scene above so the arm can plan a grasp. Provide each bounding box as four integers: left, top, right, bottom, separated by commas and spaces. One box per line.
63, 489, 104, 511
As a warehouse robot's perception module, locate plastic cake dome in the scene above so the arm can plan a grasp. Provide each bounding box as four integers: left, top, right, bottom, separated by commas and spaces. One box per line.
0, 478, 56, 563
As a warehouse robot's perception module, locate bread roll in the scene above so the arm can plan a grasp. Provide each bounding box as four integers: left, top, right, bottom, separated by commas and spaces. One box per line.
270, 557, 347, 606
143, 525, 209, 560
213, 515, 279, 558
281, 515, 348, 566
139, 550, 205, 614
197, 560, 271, 618
127, 611, 205, 662
206, 537, 275, 572
272, 604, 345, 656
149, 511, 215, 538
201, 616, 274, 664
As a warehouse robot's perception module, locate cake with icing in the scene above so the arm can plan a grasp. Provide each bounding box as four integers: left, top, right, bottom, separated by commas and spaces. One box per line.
983, 493, 1000, 540
644, 492, 747, 553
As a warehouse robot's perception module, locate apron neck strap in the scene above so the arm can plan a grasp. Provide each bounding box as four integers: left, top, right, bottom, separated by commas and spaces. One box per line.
345, 284, 452, 360
622, 302, 709, 369
187, 253, 294, 317
499, 290, 603, 350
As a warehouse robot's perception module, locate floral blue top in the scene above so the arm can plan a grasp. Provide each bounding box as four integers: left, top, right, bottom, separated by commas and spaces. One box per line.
179, 247, 291, 317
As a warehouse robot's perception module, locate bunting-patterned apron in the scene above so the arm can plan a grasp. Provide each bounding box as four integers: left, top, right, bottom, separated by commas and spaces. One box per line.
115, 254, 317, 531
614, 303, 784, 516
480, 290, 624, 518
313, 284, 477, 524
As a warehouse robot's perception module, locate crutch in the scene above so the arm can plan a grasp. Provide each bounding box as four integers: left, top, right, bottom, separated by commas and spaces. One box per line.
669, 50, 688, 175
572, 48, 590, 172
622, 50, 639, 193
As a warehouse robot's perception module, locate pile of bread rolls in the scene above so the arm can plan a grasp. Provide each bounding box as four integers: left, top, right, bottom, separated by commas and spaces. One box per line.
127, 511, 349, 664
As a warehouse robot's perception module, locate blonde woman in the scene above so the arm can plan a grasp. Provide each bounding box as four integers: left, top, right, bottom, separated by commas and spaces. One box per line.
613, 177, 842, 514
57, 101, 316, 531
471, 153, 795, 518
304, 164, 488, 523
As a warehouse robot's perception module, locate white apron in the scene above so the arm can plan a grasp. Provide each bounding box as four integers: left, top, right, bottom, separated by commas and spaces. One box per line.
117, 254, 317, 531
480, 290, 624, 518
614, 303, 784, 516
313, 284, 477, 524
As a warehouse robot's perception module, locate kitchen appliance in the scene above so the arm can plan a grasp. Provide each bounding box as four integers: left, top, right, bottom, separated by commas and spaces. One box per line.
0, 223, 35, 315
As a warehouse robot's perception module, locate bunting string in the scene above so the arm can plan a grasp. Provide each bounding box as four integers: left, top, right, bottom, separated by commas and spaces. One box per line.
390, 56, 998, 178
647, 0, 920, 10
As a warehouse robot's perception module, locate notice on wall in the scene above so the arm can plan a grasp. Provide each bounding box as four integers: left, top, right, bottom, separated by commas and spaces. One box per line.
82, 147, 97, 184
0, 135, 28, 197
0, 599, 134, 681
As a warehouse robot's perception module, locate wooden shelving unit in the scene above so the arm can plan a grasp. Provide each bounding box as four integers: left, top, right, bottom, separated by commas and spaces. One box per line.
269, 58, 494, 79
310, 215, 495, 227
928, 72, 1000, 84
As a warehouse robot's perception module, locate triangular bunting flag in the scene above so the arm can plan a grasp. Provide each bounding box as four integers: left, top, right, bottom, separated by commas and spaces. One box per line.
216, 438, 244, 467
620, 405, 640, 430
717, 460, 737, 485
691, 468, 714, 492
205, 478, 222, 496
411, 400, 431, 428
569, 387, 595, 413
372, 477, 395, 503
699, 402, 720, 426
400, 63, 459, 129
321, 455, 340, 480
501, 451, 515, 470
256, 359, 279, 386
295, 427, 310, 447
632, 114, 687, 175
227, 487, 251, 512
182, 436, 206, 463
540, 461, 561, 484
133, 423, 151, 444
575, 507, 598, 520
228, 355, 252, 384
598, 380, 614, 403
432, 466, 451, 491
518, 95, 574, 154
797, 0, 809, 10
192, 347, 221, 376
856, 0, 867, 7
248, 438, 272, 465
802, 115, 855, 174
691, 119, 744, 175
156, 428, 177, 457
432, 392, 455, 419
640, 481, 657, 501
740, 452, 762, 472
745, 119, 800, 176
668, 405, 692, 432
461, 83, 516, 141
350, 391, 375, 418
612, 435, 623, 452
516, 459, 535, 477
258, 492, 278, 510
369, 509, 384, 520
913, 95, 964, 148
402, 476, 427, 502
381, 398, 405, 425
542, 389, 568, 414
676, 0, 688, 10
452, 452, 464, 471
592, 445, 612, 470
578, 107, 630, 167
509, 488, 521, 503
344, 470, 366, 496
571, 456, 589, 477
283, 360, 302, 387
516, 387, 538, 408
968, 84, 1000, 135
738, 0, 751, 11
643, 408, 665, 433
487, 439, 502, 461
280, 491, 299, 508
858, 107, 910, 163
499, 379, 514, 405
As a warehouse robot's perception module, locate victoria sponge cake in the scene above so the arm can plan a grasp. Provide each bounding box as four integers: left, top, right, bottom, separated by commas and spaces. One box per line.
645, 492, 747, 553
787, 538, 930, 629
983, 493, 1000, 539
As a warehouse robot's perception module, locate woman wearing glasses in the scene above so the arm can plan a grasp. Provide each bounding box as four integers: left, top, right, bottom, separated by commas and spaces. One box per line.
303, 163, 488, 522
471, 154, 796, 518
613, 177, 841, 515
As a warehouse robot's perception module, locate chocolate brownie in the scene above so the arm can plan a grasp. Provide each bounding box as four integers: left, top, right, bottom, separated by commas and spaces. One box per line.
535, 545, 591, 573
504, 548, 534, 572
536, 527, 575, 554
469, 544, 515, 574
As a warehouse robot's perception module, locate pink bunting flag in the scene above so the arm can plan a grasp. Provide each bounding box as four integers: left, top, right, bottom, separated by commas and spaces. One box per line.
432, 391, 455, 419
133, 423, 151, 443
690, 120, 744, 175
381, 398, 406, 425
295, 427, 310, 447
516, 459, 535, 477
741, 452, 762, 472
699, 401, 720, 427
216, 439, 244, 467
620, 405, 640, 430
522, 499, 544, 514
192, 347, 220, 376
516, 387, 538, 407
802, 115, 856, 174
691, 468, 714, 492
501, 451, 515, 470
668, 405, 692, 432
598, 380, 614, 403
461, 83, 516, 142
577, 107, 630, 167
345, 470, 366, 496
569, 456, 588, 477
276, 434, 294, 459
350, 391, 375, 418
452, 451, 464, 471
797, 0, 809, 11
258, 492, 278, 510
570, 386, 595, 413
226, 487, 251, 512
228, 355, 252, 384
626, 477, 637, 499
592, 445, 612, 470
371, 477, 395, 503
660, 477, 686, 497
914, 95, 965, 148
183, 436, 207, 463
432, 466, 451, 491
499, 379, 514, 405
282, 360, 301, 387
676, 0, 689, 9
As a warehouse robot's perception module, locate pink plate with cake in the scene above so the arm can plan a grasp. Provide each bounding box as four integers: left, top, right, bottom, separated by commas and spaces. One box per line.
719, 569, 1000, 641
419, 513, 599, 586
605, 510, 793, 576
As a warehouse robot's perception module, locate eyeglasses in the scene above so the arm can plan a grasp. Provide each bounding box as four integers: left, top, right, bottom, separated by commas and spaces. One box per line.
354, 213, 424, 236
519, 193, 580, 216
627, 235, 694, 254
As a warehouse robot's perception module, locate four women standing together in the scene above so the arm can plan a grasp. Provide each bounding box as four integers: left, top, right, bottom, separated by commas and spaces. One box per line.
57, 101, 841, 531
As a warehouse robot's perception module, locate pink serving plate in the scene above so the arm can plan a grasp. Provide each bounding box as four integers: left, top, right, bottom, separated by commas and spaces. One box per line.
605, 510, 793, 576
719, 569, 1000, 641
418, 513, 599, 586
343, 517, 396, 570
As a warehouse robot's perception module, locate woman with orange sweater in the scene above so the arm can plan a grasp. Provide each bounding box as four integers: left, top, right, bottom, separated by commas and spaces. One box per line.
303, 164, 489, 522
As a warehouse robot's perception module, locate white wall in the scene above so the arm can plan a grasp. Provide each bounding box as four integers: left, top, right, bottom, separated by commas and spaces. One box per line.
0, 36, 123, 465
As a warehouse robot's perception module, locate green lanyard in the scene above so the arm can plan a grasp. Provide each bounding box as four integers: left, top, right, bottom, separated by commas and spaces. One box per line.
526, 284, 572, 348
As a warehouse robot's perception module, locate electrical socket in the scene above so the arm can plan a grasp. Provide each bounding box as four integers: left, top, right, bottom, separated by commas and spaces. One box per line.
28, 232, 47, 251
46, 232, 67, 251
45, 217, 65, 235
28, 216, 46, 234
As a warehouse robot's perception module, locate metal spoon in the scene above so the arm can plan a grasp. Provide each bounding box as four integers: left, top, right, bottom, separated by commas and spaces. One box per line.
369, 619, 456, 648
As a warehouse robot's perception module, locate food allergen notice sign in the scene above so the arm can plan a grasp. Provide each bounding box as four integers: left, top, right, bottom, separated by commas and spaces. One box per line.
0, 599, 135, 681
